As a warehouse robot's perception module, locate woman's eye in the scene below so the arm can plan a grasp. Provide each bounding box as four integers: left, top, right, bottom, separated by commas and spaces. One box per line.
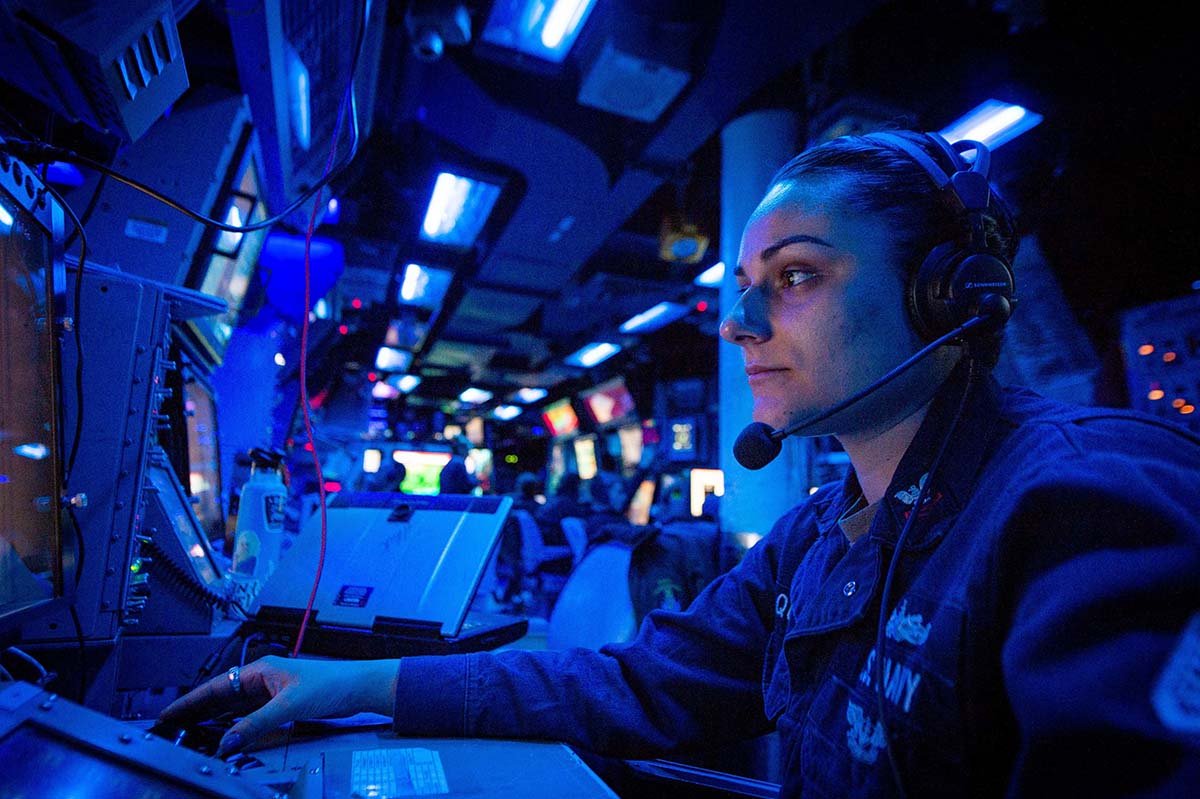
783, 269, 816, 287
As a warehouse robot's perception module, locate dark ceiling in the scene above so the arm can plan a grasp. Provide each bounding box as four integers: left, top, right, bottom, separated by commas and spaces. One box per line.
7, 0, 1198, 436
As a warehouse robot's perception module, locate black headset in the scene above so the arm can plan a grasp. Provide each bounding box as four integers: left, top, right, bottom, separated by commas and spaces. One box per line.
864, 131, 1017, 343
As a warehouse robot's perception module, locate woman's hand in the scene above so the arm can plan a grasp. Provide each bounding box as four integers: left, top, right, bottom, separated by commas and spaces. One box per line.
158, 655, 400, 756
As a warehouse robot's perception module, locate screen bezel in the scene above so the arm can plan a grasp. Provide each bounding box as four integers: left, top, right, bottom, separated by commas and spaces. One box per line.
181, 122, 269, 366
0, 151, 70, 636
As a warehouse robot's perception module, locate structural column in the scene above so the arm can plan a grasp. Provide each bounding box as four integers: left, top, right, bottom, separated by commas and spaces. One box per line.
717, 109, 808, 542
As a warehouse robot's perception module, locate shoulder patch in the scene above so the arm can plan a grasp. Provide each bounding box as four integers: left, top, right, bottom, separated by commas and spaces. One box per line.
1152, 612, 1200, 736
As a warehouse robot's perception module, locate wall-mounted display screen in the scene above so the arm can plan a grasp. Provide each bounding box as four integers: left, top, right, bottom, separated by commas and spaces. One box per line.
541, 398, 579, 437
616, 424, 644, 469
185, 128, 269, 364
573, 436, 598, 480
580, 376, 637, 426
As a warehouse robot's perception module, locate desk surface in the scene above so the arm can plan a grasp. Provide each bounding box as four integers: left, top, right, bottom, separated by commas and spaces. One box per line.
243, 717, 619, 799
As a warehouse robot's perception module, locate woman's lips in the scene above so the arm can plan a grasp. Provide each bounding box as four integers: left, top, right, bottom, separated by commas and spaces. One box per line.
745, 364, 787, 383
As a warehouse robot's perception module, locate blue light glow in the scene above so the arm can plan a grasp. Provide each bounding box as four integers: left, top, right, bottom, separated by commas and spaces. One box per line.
482, 0, 598, 63
939, 99, 1043, 150
420, 172, 502, 247
14, 443, 49, 460
694, 261, 725, 287
619, 301, 689, 334
0, 203, 14, 230
287, 46, 311, 151
565, 342, 620, 368
46, 161, 85, 187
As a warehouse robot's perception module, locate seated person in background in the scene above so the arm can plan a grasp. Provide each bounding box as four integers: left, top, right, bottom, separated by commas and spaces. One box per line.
438, 436, 478, 494
160, 130, 1200, 796
362, 460, 406, 493
534, 472, 585, 547
494, 472, 547, 604
581, 472, 638, 547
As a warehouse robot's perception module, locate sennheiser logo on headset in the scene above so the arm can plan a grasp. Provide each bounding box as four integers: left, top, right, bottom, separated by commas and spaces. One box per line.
964, 281, 1009, 289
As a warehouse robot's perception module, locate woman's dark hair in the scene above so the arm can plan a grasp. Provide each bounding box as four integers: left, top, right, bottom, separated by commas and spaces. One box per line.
769, 132, 1019, 284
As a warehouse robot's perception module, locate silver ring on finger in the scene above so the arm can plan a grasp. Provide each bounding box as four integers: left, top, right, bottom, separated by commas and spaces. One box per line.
227, 666, 242, 695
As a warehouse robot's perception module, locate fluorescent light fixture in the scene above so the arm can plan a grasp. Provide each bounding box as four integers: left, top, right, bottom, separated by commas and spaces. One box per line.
481, 0, 598, 63
398, 262, 454, 310
493, 405, 522, 420
694, 261, 725, 287
420, 172, 502, 247
388, 374, 422, 393
375, 346, 412, 371
565, 342, 621, 368
939, 99, 1044, 150
372, 381, 401, 400
515, 387, 548, 404
459, 387, 494, 404
619, 301, 690, 334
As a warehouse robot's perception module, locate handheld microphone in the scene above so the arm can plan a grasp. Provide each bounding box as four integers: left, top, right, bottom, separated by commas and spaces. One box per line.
732, 294, 1010, 470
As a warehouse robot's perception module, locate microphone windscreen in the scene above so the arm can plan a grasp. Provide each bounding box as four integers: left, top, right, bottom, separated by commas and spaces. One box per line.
734, 422, 782, 470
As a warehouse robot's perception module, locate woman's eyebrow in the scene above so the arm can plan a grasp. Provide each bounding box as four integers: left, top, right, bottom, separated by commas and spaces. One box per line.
760, 234, 833, 261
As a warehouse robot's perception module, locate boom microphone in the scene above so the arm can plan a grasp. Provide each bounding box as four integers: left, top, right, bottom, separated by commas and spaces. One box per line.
732, 295, 1010, 470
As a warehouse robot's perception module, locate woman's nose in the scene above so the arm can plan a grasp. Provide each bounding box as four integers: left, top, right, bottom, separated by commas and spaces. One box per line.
719, 284, 772, 344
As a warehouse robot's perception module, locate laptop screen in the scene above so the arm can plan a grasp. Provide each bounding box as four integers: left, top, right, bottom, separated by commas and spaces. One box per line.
252, 493, 512, 637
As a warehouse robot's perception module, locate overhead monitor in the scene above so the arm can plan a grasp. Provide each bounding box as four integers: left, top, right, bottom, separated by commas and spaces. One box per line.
0, 152, 67, 635
184, 123, 270, 365
580, 376, 638, 426
541, 398, 580, 437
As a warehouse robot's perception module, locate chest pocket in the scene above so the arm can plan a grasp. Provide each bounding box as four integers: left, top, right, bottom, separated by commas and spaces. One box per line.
798, 592, 969, 797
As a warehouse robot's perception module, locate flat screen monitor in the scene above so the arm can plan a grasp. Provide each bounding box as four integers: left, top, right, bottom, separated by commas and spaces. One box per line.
580, 376, 638, 426
616, 423, 644, 470
0, 723, 216, 799
573, 436, 598, 481
393, 450, 452, 496
541, 398, 579, 437
627, 479, 656, 526
1, 155, 65, 634
185, 124, 269, 364
182, 377, 224, 545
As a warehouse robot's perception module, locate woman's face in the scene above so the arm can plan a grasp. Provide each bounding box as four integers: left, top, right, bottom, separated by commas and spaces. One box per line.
720, 178, 950, 439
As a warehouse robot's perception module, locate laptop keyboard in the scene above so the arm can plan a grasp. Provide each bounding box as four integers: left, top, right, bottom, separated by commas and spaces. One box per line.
350, 747, 448, 797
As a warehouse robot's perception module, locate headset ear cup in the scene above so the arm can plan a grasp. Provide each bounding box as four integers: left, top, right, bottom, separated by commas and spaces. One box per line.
909, 245, 1015, 341
907, 242, 959, 341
